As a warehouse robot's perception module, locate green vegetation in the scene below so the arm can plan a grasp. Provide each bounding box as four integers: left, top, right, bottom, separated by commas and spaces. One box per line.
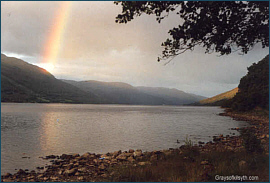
62, 99, 74, 103
223, 55, 269, 112
241, 128, 263, 154
184, 135, 193, 147
104, 148, 268, 182
36, 97, 50, 103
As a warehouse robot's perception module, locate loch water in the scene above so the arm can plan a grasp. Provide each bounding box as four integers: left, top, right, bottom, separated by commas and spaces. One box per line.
1, 103, 249, 174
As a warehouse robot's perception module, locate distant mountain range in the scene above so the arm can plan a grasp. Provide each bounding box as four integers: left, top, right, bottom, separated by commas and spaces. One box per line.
1, 54, 206, 105
62, 80, 206, 105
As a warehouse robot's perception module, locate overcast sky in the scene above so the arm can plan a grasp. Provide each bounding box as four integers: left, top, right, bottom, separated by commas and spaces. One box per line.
1, 1, 269, 97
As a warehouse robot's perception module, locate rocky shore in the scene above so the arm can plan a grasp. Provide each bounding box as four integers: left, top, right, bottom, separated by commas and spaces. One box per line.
2, 149, 179, 182
1, 109, 269, 182
219, 109, 269, 153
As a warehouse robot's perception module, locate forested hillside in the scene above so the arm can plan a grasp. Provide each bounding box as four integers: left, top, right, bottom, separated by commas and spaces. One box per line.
223, 55, 269, 111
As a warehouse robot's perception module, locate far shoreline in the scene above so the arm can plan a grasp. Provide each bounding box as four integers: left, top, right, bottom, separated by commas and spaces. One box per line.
1, 102, 220, 107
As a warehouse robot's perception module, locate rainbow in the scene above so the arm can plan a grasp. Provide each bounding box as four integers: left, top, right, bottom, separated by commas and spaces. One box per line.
41, 1, 72, 71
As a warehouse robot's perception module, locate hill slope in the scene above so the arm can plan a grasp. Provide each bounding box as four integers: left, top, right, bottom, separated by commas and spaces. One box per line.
199, 87, 239, 105
1, 54, 102, 103
137, 86, 206, 105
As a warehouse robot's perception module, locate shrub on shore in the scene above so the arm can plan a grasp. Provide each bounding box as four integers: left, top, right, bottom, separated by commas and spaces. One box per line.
241, 128, 264, 154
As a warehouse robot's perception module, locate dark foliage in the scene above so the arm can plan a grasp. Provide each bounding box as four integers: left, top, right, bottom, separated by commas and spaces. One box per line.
221, 98, 233, 108
115, 1, 269, 61
227, 55, 269, 111
240, 128, 263, 153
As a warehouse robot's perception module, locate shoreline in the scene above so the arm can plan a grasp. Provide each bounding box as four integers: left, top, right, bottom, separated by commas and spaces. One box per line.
219, 108, 269, 153
1, 108, 269, 182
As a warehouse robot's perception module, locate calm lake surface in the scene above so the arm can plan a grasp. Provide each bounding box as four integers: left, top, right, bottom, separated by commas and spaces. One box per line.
1, 103, 249, 174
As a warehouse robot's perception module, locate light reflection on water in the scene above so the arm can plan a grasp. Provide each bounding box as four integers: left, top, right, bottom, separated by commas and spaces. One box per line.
1, 103, 249, 174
